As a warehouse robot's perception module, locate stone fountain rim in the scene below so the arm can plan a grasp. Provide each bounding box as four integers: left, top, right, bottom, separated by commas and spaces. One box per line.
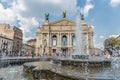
52, 58, 112, 62
23, 61, 119, 80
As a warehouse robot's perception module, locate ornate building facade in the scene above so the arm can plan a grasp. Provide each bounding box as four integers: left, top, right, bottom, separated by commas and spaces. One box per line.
0, 24, 23, 55
12, 27, 23, 55
35, 14, 94, 56
21, 43, 35, 55
0, 34, 13, 56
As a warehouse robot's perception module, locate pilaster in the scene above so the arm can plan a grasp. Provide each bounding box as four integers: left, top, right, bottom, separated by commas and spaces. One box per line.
59, 33, 61, 47
67, 33, 70, 47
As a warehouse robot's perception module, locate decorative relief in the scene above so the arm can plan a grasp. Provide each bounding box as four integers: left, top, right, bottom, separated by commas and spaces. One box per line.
43, 33, 47, 39
50, 20, 75, 26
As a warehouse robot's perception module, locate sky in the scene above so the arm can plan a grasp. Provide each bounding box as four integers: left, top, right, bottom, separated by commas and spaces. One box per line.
0, 0, 120, 49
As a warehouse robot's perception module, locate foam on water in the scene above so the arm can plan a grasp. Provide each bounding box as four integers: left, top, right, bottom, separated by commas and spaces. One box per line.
0, 66, 29, 80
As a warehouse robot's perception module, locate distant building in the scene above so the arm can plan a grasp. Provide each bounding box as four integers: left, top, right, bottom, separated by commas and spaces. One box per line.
21, 44, 35, 56
0, 34, 13, 56
0, 24, 23, 56
12, 27, 23, 55
27, 39, 36, 54
0, 24, 14, 39
94, 48, 103, 56
27, 39, 36, 47
35, 13, 94, 56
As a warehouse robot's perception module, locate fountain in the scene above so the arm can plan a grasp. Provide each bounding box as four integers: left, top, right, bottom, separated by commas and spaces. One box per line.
22, 14, 120, 80
0, 14, 119, 80
71, 16, 89, 59
51, 15, 111, 68
0, 51, 42, 80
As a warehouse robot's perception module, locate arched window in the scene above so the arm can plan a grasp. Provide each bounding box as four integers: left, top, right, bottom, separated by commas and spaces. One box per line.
72, 35, 75, 46
62, 35, 67, 45
52, 35, 57, 46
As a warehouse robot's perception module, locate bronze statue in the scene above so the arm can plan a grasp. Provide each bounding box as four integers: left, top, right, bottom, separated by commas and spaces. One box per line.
45, 13, 49, 20
80, 13, 84, 20
63, 10, 66, 18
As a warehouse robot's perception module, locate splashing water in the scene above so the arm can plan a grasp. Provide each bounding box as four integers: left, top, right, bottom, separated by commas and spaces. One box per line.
0, 66, 30, 80
71, 16, 89, 59
73, 16, 83, 55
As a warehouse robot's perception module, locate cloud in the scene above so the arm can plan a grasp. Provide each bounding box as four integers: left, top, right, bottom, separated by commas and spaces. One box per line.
0, 0, 78, 42
81, 0, 94, 17
109, 35, 119, 38
0, 3, 17, 24
110, 0, 120, 7
0, 0, 94, 42
99, 35, 105, 39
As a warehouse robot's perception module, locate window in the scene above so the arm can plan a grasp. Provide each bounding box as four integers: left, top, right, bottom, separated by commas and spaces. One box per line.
62, 35, 67, 45
72, 35, 75, 46
52, 35, 57, 46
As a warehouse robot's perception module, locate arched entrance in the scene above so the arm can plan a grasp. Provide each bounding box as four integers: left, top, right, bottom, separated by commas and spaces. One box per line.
52, 35, 57, 54
52, 35, 57, 46
62, 35, 67, 46
61, 35, 67, 57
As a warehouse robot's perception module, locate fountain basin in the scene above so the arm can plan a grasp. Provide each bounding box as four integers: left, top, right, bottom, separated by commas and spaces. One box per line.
23, 58, 119, 80
52, 56, 111, 68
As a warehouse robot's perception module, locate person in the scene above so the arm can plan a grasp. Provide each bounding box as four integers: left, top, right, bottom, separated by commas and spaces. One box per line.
32, 52, 35, 58
26, 52, 29, 59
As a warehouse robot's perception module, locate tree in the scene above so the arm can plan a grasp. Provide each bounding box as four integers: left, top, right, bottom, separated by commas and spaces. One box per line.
105, 36, 120, 55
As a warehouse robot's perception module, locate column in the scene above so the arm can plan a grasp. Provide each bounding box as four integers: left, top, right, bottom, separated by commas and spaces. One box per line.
86, 33, 89, 55
69, 33, 72, 47
67, 33, 69, 47
59, 33, 60, 46
60, 33, 61, 47
41, 33, 43, 55
50, 33, 52, 47
49, 33, 52, 55
90, 32, 94, 54
57, 33, 59, 47
47, 33, 49, 46
48, 33, 51, 55
41, 33, 43, 45
68, 33, 70, 46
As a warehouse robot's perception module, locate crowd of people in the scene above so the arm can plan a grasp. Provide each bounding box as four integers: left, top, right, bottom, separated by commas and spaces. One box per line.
0, 51, 35, 58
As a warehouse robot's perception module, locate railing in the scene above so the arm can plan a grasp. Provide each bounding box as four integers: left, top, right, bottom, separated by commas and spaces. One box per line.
0, 57, 51, 68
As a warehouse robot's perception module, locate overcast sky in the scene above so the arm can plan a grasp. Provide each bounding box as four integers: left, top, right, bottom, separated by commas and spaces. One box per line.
0, 0, 120, 49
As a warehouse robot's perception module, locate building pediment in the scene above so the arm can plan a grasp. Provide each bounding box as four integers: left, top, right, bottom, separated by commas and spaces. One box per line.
49, 18, 75, 26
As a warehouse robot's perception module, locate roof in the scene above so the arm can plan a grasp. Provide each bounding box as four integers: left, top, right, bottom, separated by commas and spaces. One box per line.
27, 39, 36, 42
48, 18, 76, 26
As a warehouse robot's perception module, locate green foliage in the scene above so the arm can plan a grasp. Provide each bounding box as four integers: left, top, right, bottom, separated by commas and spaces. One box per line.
105, 36, 120, 55
108, 37, 120, 49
